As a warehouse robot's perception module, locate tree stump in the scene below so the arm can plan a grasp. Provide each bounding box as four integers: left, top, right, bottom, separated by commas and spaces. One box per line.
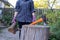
20, 25, 50, 40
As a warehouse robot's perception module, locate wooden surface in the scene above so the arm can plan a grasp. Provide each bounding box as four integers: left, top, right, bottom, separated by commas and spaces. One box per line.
20, 25, 50, 40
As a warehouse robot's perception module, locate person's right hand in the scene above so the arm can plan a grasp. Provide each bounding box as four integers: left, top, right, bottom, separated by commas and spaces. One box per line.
12, 17, 16, 23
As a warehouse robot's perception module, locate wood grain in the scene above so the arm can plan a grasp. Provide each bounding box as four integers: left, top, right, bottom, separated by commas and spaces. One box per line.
20, 25, 50, 40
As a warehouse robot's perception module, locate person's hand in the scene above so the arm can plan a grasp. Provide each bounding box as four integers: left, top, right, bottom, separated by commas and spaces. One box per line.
12, 17, 16, 23
33, 15, 36, 22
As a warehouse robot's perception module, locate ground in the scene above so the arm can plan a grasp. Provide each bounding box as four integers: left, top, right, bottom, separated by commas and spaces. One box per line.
0, 22, 19, 40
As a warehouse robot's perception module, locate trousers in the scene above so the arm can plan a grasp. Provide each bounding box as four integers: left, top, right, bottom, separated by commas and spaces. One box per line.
18, 22, 31, 38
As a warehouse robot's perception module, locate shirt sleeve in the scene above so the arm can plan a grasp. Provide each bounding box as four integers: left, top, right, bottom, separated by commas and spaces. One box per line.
15, 0, 20, 12
30, 1, 35, 13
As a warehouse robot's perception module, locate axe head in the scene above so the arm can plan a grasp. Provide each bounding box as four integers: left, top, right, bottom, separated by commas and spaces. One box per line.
41, 14, 48, 24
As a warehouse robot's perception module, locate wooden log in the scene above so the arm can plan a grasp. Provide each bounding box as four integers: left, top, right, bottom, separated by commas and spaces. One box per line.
20, 25, 50, 40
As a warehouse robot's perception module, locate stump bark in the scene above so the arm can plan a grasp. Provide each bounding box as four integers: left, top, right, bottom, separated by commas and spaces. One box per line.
20, 25, 50, 40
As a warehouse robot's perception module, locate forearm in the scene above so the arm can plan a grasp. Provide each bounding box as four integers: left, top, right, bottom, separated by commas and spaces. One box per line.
32, 12, 36, 21
13, 12, 18, 18
32, 12, 35, 16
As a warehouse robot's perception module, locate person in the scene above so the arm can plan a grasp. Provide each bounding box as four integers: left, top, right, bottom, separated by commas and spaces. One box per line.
12, 0, 36, 38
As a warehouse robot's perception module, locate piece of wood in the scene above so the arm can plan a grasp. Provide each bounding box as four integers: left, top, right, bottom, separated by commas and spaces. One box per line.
8, 22, 17, 34
20, 25, 50, 40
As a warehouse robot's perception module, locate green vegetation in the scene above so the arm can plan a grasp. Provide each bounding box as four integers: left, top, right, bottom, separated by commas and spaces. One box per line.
35, 9, 60, 40
1, 0, 60, 40
1, 8, 60, 40
1, 1, 60, 40
47, 10, 60, 40
2, 8, 14, 26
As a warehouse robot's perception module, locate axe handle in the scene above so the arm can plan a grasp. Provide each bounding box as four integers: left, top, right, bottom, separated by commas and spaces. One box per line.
30, 18, 43, 25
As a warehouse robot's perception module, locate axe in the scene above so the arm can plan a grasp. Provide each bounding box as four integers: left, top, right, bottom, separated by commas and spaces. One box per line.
30, 14, 48, 25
